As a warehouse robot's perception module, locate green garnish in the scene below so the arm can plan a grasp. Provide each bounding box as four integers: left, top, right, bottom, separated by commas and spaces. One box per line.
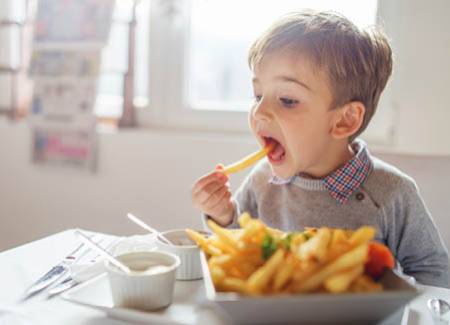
282, 232, 294, 249
261, 233, 277, 260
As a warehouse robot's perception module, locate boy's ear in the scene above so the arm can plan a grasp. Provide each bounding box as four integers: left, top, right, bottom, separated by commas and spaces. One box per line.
330, 101, 365, 139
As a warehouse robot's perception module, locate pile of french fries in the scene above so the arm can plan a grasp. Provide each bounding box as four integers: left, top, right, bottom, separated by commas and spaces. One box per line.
186, 213, 385, 295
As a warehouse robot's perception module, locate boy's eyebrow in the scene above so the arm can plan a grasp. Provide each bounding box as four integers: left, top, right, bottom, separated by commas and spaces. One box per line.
276, 76, 311, 91
252, 76, 312, 91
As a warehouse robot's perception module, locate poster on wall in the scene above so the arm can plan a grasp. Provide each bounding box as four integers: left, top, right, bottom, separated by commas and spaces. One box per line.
31, 118, 97, 172
31, 77, 98, 116
29, 0, 115, 172
34, 0, 114, 44
30, 50, 101, 77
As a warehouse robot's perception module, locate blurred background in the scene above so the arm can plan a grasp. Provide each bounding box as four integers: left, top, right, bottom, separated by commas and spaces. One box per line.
0, 0, 449, 252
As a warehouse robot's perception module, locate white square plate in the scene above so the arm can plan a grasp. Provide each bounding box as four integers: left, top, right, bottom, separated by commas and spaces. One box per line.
61, 274, 205, 325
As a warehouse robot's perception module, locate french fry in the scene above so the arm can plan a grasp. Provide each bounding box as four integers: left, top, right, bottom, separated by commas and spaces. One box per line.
239, 262, 258, 278
186, 228, 208, 246
239, 219, 265, 243
293, 244, 369, 293
266, 226, 284, 239
223, 143, 275, 175
297, 228, 331, 262
331, 229, 348, 246
324, 265, 364, 293
290, 233, 306, 254
229, 266, 246, 279
209, 255, 232, 268
207, 219, 239, 251
222, 277, 248, 294
291, 261, 319, 284
209, 237, 237, 254
186, 229, 222, 256
195, 213, 389, 295
349, 226, 376, 246
273, 254, 296, 291
350, 275, 383, 293
210, 265, 226, 286
246, 249, 285, 294
210, 252, 262, 276
238, 212, 252, 228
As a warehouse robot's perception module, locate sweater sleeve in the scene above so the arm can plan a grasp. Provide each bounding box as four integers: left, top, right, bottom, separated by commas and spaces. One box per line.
385, 178, 449, 288
235, 172, 259, 215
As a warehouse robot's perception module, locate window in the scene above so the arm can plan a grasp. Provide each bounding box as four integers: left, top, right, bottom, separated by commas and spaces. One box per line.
95, 0, 149, 120
188, 0, 377, 112
144, 0, 390, 143
0, 0, 31, 118
1, 0, 149, 123
2, 0, 393, 144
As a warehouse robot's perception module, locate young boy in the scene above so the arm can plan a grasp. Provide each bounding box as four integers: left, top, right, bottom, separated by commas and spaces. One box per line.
191, 11, 449, 287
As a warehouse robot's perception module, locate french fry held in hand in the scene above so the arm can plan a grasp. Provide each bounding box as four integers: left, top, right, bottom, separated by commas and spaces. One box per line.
186, 213, 394, 296
222, 143, 275, 175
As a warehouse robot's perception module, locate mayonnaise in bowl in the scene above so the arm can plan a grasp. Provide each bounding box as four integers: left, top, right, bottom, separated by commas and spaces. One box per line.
105, 251, 180, 310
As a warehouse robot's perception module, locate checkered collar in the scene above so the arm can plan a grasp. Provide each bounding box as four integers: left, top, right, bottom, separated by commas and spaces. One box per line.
269, 139, 372, 204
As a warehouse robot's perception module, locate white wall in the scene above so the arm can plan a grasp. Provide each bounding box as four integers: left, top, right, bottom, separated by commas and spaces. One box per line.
1, 119, 450, 253
377, 0, 450, 155
0, 120, 253, 250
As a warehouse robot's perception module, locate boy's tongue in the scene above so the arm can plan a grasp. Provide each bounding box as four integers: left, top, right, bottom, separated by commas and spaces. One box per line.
268, 140, 285, 160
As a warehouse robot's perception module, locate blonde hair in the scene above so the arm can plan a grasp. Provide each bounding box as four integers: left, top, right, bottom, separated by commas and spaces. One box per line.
248, 10, 393, 138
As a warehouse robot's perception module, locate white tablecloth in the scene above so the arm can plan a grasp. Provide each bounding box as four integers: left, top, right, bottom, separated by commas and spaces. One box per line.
0, 230, 449, 325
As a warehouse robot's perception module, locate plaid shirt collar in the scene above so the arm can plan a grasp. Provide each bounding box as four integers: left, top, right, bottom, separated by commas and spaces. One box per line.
269, 139, 372, 204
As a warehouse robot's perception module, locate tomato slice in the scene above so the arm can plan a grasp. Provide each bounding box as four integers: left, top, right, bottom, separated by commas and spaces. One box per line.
365, 242, 395, 279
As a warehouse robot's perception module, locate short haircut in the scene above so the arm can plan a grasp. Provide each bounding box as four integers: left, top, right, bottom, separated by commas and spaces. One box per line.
248, 10, 393, 138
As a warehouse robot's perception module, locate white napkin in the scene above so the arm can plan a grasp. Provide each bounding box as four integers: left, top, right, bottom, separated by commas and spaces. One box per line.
0, 307, 34, 325
69, 261, 106, 283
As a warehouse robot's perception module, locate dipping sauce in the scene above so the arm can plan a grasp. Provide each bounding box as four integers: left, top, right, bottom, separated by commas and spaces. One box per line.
112, 259, 171, 275
159, 230, 209, 246
130, 264, 170, 275
106, 251, 180, 311
169, 237, 195, 246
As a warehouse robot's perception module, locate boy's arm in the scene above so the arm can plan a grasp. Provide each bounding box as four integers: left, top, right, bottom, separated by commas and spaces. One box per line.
385, 179, 449, 288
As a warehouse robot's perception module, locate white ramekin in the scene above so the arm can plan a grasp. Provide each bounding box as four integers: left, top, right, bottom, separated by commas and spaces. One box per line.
105, 251, 180, 311
156, 229, 203, 281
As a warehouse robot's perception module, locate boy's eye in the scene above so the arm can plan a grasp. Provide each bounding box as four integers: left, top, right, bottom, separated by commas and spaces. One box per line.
279, 97, 299, 108
254, 95, 262, 102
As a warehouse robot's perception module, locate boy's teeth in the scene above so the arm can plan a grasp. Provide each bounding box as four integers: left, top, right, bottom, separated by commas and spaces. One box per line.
270, 143, 285, 160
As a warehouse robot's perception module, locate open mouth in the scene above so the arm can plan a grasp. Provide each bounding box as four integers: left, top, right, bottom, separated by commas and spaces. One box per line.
263, 136, 286, 164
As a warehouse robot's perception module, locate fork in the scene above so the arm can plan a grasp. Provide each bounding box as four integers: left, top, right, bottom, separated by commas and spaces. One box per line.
46, 236, 121, 297
20, 232, 101, 301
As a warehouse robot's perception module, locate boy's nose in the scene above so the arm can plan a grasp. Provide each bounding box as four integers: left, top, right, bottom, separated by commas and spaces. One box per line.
252, 100, 273, 122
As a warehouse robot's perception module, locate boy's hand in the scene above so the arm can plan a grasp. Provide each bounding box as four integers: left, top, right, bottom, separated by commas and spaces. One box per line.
191, 165, 234, 227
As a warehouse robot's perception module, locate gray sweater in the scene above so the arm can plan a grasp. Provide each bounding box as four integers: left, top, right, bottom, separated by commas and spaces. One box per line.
227, 156, 449, 288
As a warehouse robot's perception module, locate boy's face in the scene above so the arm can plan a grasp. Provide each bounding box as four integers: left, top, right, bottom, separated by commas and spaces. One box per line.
249, 52, 340, 179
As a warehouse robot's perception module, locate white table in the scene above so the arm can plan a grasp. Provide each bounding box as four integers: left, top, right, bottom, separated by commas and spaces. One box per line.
0, 230, 448, 325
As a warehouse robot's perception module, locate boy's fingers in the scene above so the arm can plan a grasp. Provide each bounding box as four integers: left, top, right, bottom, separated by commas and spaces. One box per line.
192, 171, 227, 195
195, 181, 227, 205
204, 186, 230, 209
209, 193, 233, 219
215, 164, 229, 181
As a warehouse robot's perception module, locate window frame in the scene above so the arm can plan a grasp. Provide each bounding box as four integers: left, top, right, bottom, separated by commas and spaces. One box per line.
137, 0, 395, 143
139, 0, 250, 133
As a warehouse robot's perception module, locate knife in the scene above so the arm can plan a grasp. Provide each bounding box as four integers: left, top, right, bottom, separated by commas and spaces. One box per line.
46, 236, 120, 298
20, 232, 102, 301
47, 277, 77, 298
